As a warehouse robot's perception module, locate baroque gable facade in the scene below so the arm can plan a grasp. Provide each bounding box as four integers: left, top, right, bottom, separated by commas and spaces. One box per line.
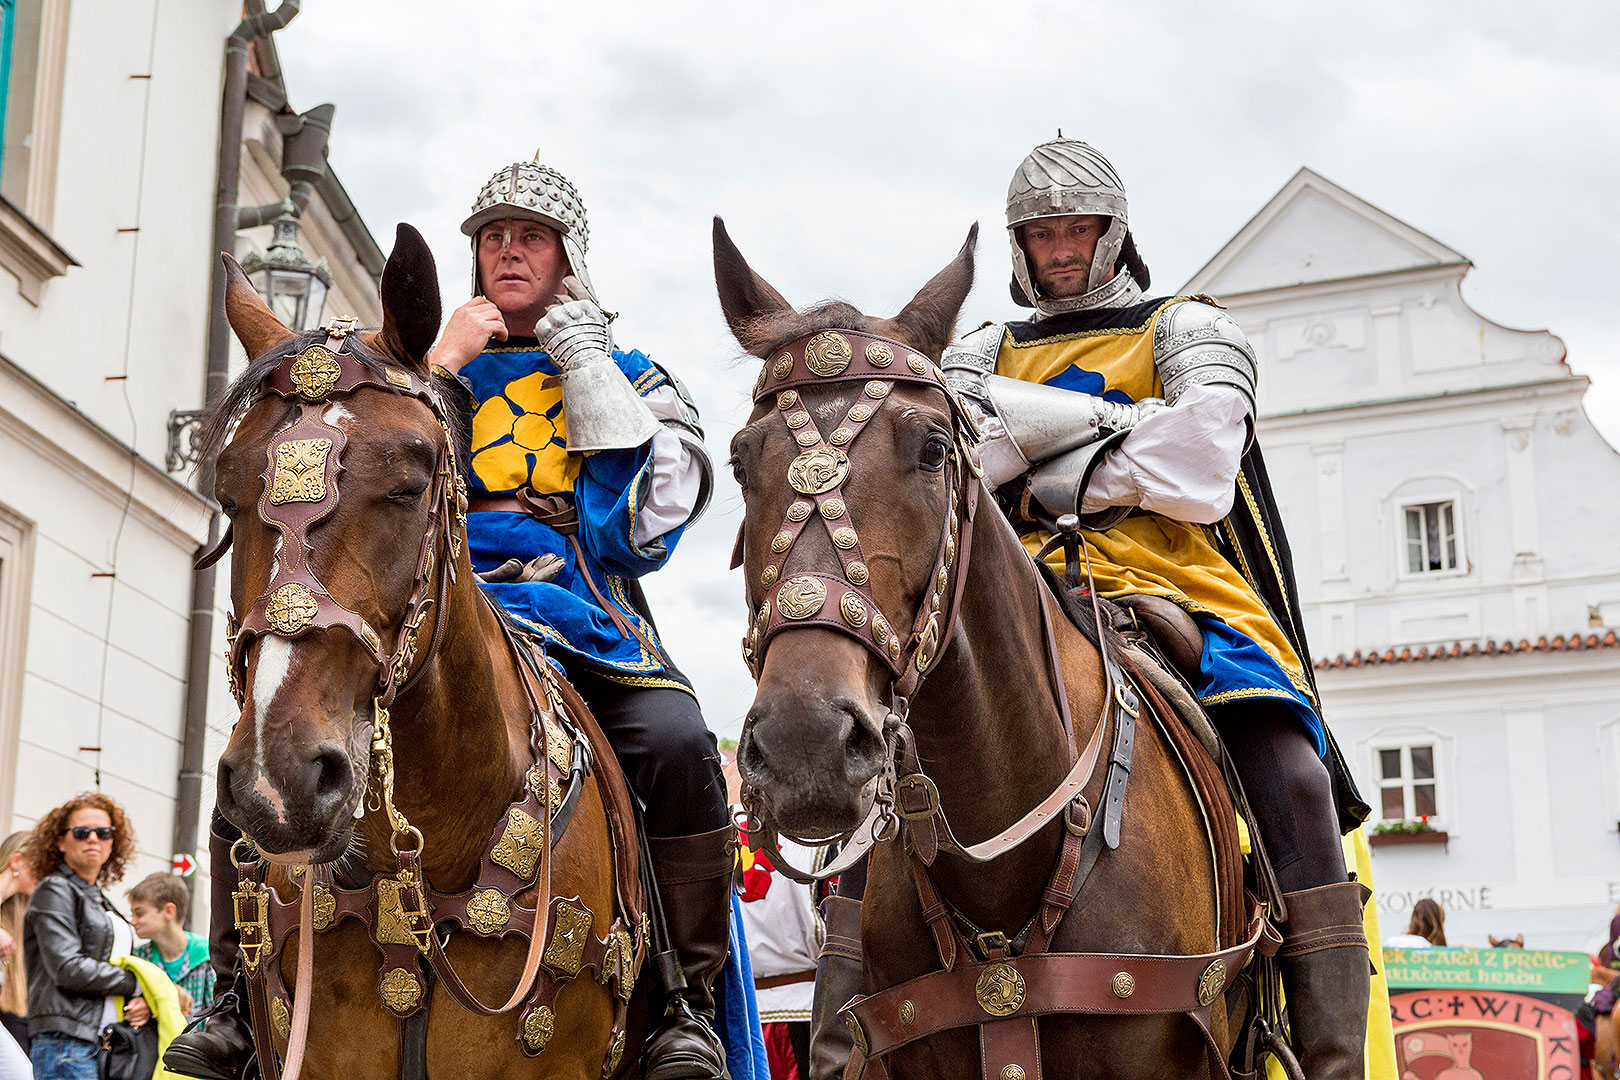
1187, 168, 1620, 949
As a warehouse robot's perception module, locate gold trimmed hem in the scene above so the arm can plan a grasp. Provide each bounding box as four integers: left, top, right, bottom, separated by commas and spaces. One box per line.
1005, 297, 1189, 348
1198, 687, 1304, 707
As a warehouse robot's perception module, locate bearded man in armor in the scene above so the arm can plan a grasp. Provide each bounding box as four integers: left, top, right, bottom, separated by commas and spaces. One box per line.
165, 160, 735, 1080
953, 138, 1372, 1078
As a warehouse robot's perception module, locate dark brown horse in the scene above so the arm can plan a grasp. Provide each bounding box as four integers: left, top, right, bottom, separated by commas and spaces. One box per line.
206, 225, 639, 1078
715, 220, 1253, 1079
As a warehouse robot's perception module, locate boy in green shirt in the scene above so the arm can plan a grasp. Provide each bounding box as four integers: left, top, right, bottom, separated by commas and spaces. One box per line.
128, 873, 213, 1018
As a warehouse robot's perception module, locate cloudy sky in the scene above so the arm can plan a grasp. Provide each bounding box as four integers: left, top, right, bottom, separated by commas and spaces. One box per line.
277, 1, 1618, 739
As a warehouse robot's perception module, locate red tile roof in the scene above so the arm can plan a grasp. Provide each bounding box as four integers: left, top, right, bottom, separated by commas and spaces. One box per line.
1316, 630, 1620, 670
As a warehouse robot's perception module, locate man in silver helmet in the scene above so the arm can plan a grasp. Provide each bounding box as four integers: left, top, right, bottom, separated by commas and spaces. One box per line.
164, 161, 735, 1080
807, 138, 1376, 1080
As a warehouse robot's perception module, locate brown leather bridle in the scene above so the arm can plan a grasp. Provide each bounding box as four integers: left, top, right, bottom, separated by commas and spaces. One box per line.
205, 317, 467, 718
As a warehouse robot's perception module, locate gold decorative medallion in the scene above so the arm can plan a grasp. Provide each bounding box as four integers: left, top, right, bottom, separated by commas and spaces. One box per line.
777, 390, 799, 410
760, 565, 779, 588
865, 341, 894, 367
795, 428, 821, 447
786, 501, 813, 522
383, 366, 413, 389
311, 884, 335, 932
607, 1029, 627, 1071
492, 807, 546, 879
848, 403, 874, 423
753, 365, 767, 397
265, 583, 319, 635
522, 1004, 555, 1052
786, 411, 810, 429
870, 612, 892, 649
527, 764, 546, 798
467, 889, 512, 935
755, 601, 771, 633
845, 1014, 868, 1054
770, 531, 793, 553
269, 438, 333, 505
898, 999, 915, 1027
777, 577, 827, 620
544, 901, 594, 975
804, 331, 853, 377
846, 562, 870, 586
772, 352, 794, 380
547, 715, 571, 773
1197, 958, 1226, 1006
379, 967, 422, 1014
787, 448, 850, 496
840, 593, 868, 629
831, 527, 859, 550
820, 499, 845, 519
1002, 1067, 1027, 1080
864, 380, 890, 399
270, 996, 291, 1040
1112, 971, 1135, 998
829, 427, 854, 446
975, 963, 1026, 1016
289, 346, 341, 399
887, 634, 902, 661
614, 927, 636, 996
907, 354, 929, 374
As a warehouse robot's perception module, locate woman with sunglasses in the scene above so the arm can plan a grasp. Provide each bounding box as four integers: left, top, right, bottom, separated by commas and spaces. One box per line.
22, 794, 145, 1080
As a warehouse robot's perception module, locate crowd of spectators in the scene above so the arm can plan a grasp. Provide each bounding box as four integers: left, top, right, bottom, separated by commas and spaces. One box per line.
0, 792, 212, 1080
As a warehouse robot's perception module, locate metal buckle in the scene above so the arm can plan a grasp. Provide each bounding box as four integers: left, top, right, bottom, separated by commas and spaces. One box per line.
975, 931, 1009, 959
1113, 680, 1140, 719
893, 773, 941, 821
323, 315, 359, 338
233, 882, 270, 973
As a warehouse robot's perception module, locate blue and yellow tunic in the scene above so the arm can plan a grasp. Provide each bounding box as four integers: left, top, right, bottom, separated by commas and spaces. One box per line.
460, 340, 686, 682
996, 298, 1324, 753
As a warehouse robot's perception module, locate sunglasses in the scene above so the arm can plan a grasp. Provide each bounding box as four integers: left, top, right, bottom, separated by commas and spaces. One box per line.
61, 826, 115, 842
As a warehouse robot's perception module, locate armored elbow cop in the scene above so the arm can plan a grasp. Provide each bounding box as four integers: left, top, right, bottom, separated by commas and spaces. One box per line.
1153, 301, 1258, 434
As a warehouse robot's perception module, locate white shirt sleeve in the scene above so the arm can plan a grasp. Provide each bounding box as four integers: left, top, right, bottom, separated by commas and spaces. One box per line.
1078, 384, 1250, 524
631, 383, 708, 549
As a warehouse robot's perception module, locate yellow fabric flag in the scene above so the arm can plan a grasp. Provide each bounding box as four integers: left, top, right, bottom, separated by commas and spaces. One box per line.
112, 954, 187, 1080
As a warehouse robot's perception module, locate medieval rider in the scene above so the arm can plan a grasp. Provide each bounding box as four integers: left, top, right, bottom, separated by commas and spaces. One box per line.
808, 138, 1376, 1080
163, 160, 737, 1080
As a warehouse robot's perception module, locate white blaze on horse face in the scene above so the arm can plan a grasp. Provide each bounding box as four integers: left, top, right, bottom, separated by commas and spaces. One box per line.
323, 402, 353, 427
250, 636, 295, 819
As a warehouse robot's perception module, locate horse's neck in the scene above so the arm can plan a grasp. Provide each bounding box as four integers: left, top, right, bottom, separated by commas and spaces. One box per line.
370, 578, 528, 891
908, 486, 1102, 927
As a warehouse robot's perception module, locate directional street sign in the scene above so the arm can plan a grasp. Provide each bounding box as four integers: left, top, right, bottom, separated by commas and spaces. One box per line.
172, 853, 198, 877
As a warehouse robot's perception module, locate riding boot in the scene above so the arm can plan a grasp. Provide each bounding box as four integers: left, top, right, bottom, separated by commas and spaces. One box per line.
1277, 881, 1372, 1080
643, 824, 737, 1080
808, 895, 864, 1080
162, 826, 256, 1080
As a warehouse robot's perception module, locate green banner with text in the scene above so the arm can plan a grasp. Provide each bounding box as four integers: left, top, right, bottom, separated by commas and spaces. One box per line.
1382, 947, 1590, 994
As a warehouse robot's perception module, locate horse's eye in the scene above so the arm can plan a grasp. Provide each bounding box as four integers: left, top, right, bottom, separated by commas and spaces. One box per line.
727, 455, 748, 490
387, 480, 430, 504
920, 435, 950, 473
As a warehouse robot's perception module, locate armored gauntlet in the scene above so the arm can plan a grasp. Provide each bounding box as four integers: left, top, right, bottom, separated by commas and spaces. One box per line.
535, 277, 660, 453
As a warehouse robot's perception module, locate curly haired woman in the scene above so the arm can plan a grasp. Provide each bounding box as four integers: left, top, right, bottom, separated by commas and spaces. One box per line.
22, 793, 148, 1080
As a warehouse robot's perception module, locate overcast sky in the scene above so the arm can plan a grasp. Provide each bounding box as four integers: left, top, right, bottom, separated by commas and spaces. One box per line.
277, 1, 1618, 739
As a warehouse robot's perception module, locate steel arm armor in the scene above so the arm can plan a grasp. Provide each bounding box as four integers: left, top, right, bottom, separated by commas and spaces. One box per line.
1153, 300, 1258, 445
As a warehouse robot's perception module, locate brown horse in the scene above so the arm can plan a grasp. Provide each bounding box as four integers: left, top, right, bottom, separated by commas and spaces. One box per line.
205, 225, 639, 1078
715, 219, 1254, 1079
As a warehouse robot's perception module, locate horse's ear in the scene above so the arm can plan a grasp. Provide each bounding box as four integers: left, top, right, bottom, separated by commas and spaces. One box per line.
887, 223, 978, 360
223, 253, 297, 359
375, 223, 442, 369
713, 216, 793, 354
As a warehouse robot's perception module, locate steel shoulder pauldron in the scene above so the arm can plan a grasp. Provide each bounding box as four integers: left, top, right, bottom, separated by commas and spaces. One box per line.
1153, 299, 1258, 438
220, 318, 465, 712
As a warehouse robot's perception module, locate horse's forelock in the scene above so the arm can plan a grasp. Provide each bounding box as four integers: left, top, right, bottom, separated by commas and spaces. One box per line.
735, 300, 874, 358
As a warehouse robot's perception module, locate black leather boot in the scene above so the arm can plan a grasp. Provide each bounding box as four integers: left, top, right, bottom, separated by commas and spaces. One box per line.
643, 825, 736, 1080
1278, 881, 1372, 1080
162, 825, 256, 1080
808, 895, 863, 1080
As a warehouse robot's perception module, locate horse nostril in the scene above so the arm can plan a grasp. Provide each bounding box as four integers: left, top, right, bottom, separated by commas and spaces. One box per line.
736, 722, 770, 786
308, 744, 355, 815
837, 699, 886, 784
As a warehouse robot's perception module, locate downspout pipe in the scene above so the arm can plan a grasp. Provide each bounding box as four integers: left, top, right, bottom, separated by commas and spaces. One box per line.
176, 0, 301, 921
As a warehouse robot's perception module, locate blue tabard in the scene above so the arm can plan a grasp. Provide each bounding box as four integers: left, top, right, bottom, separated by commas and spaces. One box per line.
460, 341, 687, 680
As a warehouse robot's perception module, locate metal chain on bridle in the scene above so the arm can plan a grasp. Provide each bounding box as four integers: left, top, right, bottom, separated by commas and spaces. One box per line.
731, 329, 986, 876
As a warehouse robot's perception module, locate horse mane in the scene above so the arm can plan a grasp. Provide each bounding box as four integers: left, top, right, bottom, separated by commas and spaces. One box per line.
195, 331, 470, 478
734, 300, 873, 358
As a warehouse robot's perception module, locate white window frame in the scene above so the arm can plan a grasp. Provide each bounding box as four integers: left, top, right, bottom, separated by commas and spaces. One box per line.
1364, 725, 1454, 832
1401, 500, 1460, 576
0, 504, 34, 833
1385, 476, 1472, 585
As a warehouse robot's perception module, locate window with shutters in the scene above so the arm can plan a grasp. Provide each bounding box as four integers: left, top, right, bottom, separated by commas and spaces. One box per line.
1403, 500, 1460, 575
1375, 743, 1439, 824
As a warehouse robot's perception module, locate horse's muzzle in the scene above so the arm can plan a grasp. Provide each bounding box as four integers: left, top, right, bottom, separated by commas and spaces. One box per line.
739, 692, 885, 838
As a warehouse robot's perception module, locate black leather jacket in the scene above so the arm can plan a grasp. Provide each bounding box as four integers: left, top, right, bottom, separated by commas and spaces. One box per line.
23, 865, 138, 1042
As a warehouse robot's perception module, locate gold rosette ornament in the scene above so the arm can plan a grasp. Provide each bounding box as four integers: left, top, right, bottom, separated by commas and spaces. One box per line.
777, 577, 828, 620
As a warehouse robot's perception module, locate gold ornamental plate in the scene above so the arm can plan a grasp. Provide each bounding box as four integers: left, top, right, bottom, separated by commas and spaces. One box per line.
544, 900, 595, 975
491, 807, 545, 880
607, 1029, 627, 1071
264, 583, 319, 635
777, 577, 827, 620
975, 962, 1026, 1016
1197, 958, 1226, 1006
865, 341, 894, 368
804, 331, 853, 377
270, 996, 291, 1040
522, 1004, 555, 1053
311, 884, 335, 932
840, 593, 868, 629
466, 888, 512, 935
1112, 971, 1135, 998
268, 438, 333, 505
289, 346, 342, 399
787, 448, 849, 496
379, 967, 422, 1014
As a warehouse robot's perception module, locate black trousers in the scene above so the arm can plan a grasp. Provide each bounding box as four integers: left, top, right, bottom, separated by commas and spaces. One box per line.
559, 660, 731, 839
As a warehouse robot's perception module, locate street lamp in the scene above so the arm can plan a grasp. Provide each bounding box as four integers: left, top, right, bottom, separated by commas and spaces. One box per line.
240, 209, 332, 332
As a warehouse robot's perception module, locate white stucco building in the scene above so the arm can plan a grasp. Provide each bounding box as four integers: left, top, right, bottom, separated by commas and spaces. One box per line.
0, 3, 381, 909
1187, 168, 1620, 951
